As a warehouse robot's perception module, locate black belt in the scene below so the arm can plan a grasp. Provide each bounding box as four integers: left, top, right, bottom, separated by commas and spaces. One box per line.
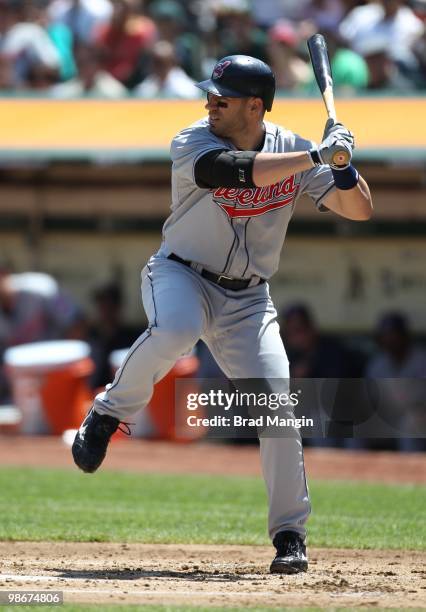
167, 253, 265, 291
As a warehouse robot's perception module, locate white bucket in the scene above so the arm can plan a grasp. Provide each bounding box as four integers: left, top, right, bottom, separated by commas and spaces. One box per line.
4, 340, 91, 434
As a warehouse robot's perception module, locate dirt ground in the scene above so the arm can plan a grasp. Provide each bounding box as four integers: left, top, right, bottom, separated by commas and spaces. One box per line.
1, 542, 425, 608
0, 436, 425, 608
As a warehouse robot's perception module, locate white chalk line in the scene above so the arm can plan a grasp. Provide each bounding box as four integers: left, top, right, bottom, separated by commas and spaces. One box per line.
0, 574, 281, 599
0, 574, 391, 602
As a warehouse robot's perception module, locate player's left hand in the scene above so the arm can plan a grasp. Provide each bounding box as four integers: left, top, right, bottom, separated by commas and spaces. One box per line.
322, 118, 355, 151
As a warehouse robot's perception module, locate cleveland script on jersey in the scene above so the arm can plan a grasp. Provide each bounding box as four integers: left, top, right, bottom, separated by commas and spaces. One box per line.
160, 118, 336, 280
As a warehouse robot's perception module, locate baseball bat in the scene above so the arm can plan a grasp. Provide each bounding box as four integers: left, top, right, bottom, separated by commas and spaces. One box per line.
307, 33, 350, 166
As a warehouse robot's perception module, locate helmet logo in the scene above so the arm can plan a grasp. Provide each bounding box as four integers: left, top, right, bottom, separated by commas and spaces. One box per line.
213, 60, 232, 80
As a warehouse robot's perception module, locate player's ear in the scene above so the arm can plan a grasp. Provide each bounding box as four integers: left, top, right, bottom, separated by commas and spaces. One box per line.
249, 97, 263, 114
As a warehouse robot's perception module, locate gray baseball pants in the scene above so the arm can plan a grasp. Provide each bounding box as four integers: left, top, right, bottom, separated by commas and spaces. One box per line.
94, 253, 311, 540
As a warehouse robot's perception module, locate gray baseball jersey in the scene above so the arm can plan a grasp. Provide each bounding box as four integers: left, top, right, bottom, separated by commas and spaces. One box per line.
160, 117, 336, 279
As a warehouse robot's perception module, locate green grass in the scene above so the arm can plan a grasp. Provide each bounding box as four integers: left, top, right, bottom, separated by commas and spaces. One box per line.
0, 468, 424, 549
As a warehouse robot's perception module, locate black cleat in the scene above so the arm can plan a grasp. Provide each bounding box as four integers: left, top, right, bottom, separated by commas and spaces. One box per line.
72, 409, 121, 473
270, 530, 308, 574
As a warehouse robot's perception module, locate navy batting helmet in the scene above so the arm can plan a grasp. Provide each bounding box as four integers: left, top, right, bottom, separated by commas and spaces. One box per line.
196, 55, 276, 112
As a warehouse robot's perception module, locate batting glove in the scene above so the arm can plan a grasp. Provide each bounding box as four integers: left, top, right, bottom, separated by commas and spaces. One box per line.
322, 118, 355, 149
309, 120, 355, 170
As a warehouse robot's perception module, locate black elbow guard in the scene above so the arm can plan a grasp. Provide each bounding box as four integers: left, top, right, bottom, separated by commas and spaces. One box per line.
195, 149, 257, 189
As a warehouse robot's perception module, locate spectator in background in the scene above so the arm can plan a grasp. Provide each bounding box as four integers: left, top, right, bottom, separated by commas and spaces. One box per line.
280, 303, 364, 378
339, 0, 424, 85
281, 303, 366, 449
149, 0, 203, 80
365, 312, 426, 451
29, 0, 76, 82
48, 0, 112, 45
94, 0, 156, 88
328, 36, 369, 93
49, 43, 127, 97
357, 33, 415, 90
87, 281, 139, 389
133, 39, 200, 98
0, 0, 60, 89
267, 20, 311, 91
213, 0, 268, 63
366, 312, 426, 379
0, 264, 82, 400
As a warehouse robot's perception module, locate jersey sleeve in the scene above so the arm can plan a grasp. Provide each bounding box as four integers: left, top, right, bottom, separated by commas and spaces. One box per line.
170, 121, 229, 185
299, 165, 337, 211
290, 133, 337, 212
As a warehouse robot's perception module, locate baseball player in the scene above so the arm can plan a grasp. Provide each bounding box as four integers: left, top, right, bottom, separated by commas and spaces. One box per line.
72, 55, 372, 574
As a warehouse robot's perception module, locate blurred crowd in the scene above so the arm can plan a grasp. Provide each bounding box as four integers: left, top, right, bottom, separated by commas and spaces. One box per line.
0, 264, 425, 450
0, 0, 424, 97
